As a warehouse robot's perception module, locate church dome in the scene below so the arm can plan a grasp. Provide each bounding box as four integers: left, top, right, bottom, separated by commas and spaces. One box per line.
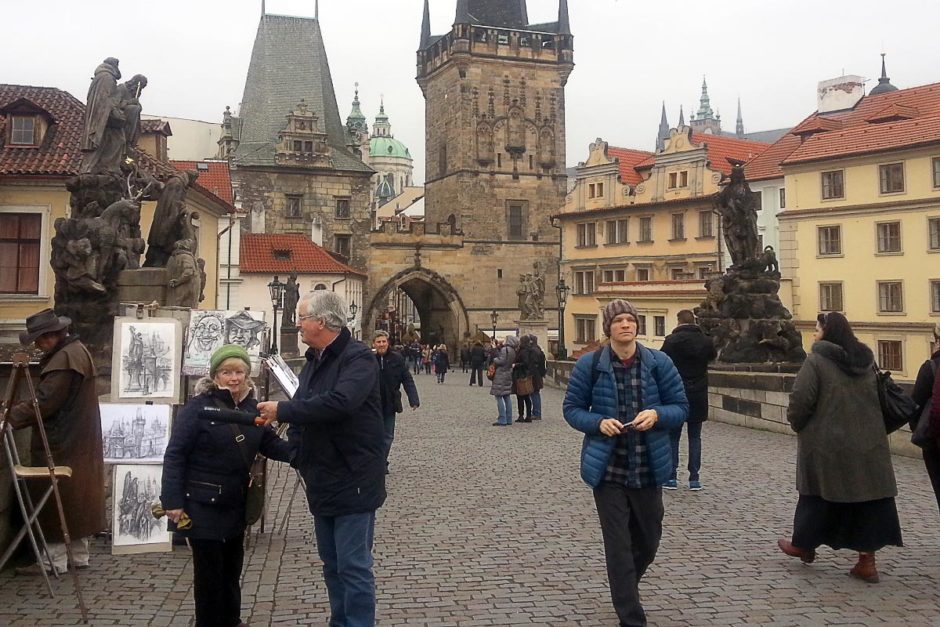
370, 136, 411, 159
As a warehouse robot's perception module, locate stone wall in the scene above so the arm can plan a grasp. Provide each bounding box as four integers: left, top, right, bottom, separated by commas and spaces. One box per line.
545, 360, 922, 459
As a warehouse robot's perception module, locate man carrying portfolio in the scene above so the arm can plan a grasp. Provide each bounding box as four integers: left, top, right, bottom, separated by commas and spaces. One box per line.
258, 291, 385, 627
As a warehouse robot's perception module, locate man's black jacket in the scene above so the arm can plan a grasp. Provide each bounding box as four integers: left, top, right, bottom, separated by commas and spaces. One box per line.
661, 324, 717, 422
469, 345, 487, 368
279, 327, 386, 516
376, 349, 420, 416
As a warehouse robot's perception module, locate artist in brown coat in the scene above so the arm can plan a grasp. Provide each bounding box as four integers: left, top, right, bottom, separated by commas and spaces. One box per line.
9, 309, 105, 576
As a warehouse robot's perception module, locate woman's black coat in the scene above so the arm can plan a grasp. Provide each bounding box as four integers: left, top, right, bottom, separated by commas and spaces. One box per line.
161, 381, 293, 541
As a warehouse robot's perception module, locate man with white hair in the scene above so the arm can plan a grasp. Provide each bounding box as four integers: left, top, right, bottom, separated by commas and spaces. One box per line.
258, 290, 384, 626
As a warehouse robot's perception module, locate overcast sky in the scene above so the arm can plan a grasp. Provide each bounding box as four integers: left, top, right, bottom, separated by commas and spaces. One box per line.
6, 0, 940, 183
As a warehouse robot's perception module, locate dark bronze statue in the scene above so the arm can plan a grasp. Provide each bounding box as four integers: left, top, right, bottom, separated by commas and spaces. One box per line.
715, 159, 761, 269
144, 170, 199, 267
166, 240, 200, 308
282, 272, 300, 328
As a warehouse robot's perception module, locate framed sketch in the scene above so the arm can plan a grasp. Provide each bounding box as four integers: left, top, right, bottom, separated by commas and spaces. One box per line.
183, 310, 267, 376
111, 464, 172, 555
100, 403, 171, 464
266, 354, 298, 398
112, 317, 182, 403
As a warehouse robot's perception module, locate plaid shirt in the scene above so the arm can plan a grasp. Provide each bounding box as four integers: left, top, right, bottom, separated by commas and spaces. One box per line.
602, 352, 654, 488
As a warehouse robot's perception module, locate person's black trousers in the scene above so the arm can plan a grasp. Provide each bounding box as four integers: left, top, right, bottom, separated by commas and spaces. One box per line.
516, 394, 532, 420
190, 533, 245, 627
469, 367, 483, 386
593, 483, 664, 627
924, 447, 940, 513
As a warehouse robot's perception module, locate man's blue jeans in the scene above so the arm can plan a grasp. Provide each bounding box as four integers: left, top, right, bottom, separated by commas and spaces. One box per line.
313, 511, 377, 627
530, 390, 542, 418
669, 421, 703, 482
495, 394, 513, 424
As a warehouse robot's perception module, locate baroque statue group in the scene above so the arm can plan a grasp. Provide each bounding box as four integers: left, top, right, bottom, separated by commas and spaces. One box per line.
55, 58, 204, 349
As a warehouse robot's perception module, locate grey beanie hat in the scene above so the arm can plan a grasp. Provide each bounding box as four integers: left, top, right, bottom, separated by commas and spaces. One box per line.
602, 299, 639, 337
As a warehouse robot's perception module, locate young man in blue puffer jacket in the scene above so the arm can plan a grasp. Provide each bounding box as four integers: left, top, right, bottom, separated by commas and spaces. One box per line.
564, 299, 688, 627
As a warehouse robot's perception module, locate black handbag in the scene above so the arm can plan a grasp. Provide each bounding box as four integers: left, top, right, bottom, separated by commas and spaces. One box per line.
912, 361, 938, 449
229, 424, 266, 526
874, 365, 917, 434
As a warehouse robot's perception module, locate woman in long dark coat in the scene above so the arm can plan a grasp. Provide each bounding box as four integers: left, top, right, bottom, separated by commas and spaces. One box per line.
513, 335, 537, 422
778, 312, 901, 583
909, 323, 940, 513
433, 344, 450, 383
162, 345, 292, 627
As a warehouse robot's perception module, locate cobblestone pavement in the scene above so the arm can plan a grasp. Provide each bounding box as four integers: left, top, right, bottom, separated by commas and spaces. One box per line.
2, 370, 939, 626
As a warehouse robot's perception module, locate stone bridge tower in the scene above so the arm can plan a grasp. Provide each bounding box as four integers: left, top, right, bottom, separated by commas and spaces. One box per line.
364, 0, 574, 349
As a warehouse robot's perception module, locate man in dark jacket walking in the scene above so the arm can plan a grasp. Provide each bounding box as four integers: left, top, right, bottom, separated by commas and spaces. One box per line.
468, 341, 487, 386
373, 330, 419, 472
258, 291, 385, 626
660, 310, 717, 491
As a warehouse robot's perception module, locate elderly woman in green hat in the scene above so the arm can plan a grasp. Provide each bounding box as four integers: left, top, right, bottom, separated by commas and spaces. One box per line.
161, 344, 292, 627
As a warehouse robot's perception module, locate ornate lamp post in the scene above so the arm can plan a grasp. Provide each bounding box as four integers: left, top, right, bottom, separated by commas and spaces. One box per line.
268, 275, 284, 354
555, 278, 570, 359
490, 309, 499, 344
347, 301, 359, 337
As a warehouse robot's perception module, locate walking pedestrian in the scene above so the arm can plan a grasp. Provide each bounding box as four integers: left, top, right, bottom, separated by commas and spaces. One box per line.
423, 344, 433, 375
490, 335, 518, 426
513, 335, 537, 422
528, 334, 547, 420
410, 341, 422, 375
373, 331, 420, 473
469, 341, 486, 386
563, 299, 688, 626
434, 344, 450, 383
777, 312, 902, 584
460, 344, 471, 373
910, 323, 940, 513
660, 310, 717, 490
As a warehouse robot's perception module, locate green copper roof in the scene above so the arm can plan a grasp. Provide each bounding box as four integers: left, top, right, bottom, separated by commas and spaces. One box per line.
370, 136, 411, 159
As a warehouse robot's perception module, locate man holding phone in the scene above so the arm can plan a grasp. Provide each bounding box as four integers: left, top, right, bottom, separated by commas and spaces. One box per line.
563, 299, 688, 627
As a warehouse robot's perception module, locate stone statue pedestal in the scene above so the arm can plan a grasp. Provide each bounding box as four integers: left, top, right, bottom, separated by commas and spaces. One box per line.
117, 268, 167, 305
516, 318, 549, 352
280, 326, 300, 357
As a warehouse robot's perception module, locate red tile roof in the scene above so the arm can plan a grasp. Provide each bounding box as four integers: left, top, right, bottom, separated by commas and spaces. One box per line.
240, 233, 365, 275
783, 82, 940, 165
607, 147, 653, 185
171, 160, 234, 206
634, 132, 770, 175
0, 85, 84, 176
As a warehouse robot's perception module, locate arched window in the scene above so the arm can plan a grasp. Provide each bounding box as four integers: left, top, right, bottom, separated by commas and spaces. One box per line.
314, 283, 327, 291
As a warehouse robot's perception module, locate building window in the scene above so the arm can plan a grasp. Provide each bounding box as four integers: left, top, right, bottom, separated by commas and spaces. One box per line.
930, 218, 940, 250
334, 235, 351, 258
667, 171, 688, 190
638, 217, 653, 243
439, 145, 447, 176
0, 213, 41, 294
508, 204, 524, 239
877, 281, 903, 313
697, 265, 713, 279
588, 182, 605, 199
933, 157, 940, 189
879, 162, 905, 194
636, 314, 647, 336
635, 267, 650, 282
602, 269, 626, 283
671, 213, 685, 240
876, 221, 901, 253
574, 270, 595, 295
817, 225, 842, 256
877, 340, 903, 372
304, 141, 313, 153
314, 283, 328, 290
654, 315, 666, 337
335, 197, 351, 219
668, 172, 677, 189
575, 316, 597, 344
286, 194, 303, 218
931, 281, 940, 313
10, 116, 36, 145
779, 187, 786, 209
699, 211, 714, 238
819, 282, 843, 312
576, 222, 596, 247
821, 170, 845, 200
292, 140, 302, 152
670, 268, 686, 280
605, 219, 628, 245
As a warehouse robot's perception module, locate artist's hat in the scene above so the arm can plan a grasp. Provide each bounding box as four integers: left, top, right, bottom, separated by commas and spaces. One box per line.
19, 309, 71, 345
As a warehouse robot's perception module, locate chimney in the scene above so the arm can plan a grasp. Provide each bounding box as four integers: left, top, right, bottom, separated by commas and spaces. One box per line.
817, 75, 865, 114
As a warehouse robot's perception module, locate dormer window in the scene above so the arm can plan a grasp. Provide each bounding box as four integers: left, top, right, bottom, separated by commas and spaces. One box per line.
11, 116, 36, 145
273, 249, 291, 261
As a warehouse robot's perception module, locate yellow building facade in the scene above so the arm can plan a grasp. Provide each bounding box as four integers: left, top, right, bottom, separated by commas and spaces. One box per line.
557, 130, 769, 355
775, 81, 940, 379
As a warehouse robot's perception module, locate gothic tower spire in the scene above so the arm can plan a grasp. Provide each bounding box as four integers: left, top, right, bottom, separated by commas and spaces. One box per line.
558, 0, 571, 35
656, 102, 670, 152
678, 104, 685, 128
454, 0, 470, 25
420, 0, 431, 48
869, 53, 899, 95
736, 97, 744, 138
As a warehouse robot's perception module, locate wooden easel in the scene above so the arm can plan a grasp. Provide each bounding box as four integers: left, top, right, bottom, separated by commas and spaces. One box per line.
0, 352, 89, 623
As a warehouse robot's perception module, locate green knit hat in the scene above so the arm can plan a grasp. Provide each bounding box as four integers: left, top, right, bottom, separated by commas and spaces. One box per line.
209, 344, 251, 377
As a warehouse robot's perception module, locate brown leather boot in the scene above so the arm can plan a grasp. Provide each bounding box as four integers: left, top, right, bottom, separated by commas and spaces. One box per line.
777, 538, 816, 563
850, 552, 879, 583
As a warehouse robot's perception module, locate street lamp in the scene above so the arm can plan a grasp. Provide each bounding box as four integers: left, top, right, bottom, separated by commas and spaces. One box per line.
268, 275, 284, 354
555, 278, 571, 360
347, 301, 359, 338
490, 309, 499, 343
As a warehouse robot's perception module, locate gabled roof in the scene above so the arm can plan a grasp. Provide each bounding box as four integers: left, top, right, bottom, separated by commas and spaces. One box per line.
234, 14, 369, 173
140, 119, 172, 136
781, 81, 940, 166
240, 233, 365, 275
607, 147, 654, 185
634, 132, 770, 175
170, 160, 234, 206
0, 84, 84, 176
